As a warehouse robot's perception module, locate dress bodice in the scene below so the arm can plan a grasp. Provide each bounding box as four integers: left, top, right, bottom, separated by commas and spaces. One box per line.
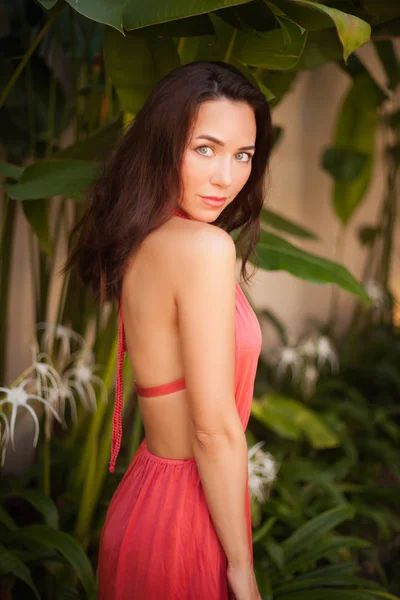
109, 208, 262, 472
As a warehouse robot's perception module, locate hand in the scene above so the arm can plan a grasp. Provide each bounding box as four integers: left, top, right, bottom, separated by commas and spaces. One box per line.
227, 563, 262, 600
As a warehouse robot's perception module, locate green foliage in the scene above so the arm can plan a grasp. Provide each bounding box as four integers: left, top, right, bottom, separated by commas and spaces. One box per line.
260, 207, 319, 240
251, 394, 339, 448
250, 316, 400, 595
254, 228, 371, 302
4, 159, 101, 202
103, 27, 180, 113
328, 73, 385, 225
1, 1, 399, 598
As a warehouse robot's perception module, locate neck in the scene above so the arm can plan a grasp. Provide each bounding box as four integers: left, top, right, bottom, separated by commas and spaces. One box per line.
172, 207, 191, 220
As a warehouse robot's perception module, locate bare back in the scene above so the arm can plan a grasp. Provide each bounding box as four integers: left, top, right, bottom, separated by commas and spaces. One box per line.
121, 215, 209, 460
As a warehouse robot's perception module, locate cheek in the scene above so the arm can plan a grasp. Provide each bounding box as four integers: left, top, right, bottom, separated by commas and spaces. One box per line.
234, 164, 252, 189
182, 152, 208, 187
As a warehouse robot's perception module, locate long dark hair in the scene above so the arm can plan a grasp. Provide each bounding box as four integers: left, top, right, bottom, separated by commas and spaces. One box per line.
62, 60, 273, 305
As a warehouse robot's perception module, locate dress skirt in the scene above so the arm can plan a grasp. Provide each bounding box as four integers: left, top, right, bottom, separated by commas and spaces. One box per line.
98, 439, 252, 599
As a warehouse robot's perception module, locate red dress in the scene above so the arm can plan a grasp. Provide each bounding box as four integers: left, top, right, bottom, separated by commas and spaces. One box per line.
97, 227, 262, 600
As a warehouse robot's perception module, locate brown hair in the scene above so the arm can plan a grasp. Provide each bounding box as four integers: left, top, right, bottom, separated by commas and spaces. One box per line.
62, 60, 273, 305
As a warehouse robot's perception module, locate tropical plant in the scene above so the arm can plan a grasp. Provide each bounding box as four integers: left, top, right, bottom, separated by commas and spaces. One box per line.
1, 0, 400, 598
253, 505, 400, 600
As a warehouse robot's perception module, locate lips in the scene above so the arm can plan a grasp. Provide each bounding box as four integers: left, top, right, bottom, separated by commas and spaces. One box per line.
201, 196, 227, 201
200, 196, 226, 208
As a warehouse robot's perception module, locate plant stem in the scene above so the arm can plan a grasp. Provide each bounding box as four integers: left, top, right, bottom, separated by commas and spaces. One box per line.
327, 226, 346, 331
129, 400, 143, 462
45, 73, 57, 158
0, 197, 17, 383
381, 155, 397, 287
73, 331, 119, 541
42, 434, 51, 496
0, 5, 64, 110
25, 61, 36, 158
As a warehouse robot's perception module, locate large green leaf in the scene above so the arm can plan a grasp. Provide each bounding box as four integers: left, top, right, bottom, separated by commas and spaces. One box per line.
0, 161, 23, 180
62, 0, 253, 33
103, 26, 180, 114
195, 13, 239, 62
127, 14, 215, 37
254, 228, 370, 302
284, 535, 370, 575
0, 544, 40, 600
251, 395, 339, 449
22, 199, 53, 257
330, 74, 382, 225
8, 525, 95, 598
274, 562, 361, 593
259, 69, 298, 107
0, 490, 59, 529
293, 29, 344, 70
177, 36, 202, 64
274, 0, 371, 62
39, 0, 59, 8
4, 159, 101, 201
261, 207, 318, 239
0, 504, 18, 530
56, 116, 123, 161
282, 505, 355, 561
251, 396, 301, 441
322, 148, 369, 182
234, 18, 307, 70
231, 58, 275, 101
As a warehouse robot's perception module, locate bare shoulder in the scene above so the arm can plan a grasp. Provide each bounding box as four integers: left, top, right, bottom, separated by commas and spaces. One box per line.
177, 222, 236, 267
171, 222, 237, 300
137, 219, 236, 293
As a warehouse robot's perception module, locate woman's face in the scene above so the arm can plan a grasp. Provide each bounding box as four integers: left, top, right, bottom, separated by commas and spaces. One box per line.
178, 98, 256, 222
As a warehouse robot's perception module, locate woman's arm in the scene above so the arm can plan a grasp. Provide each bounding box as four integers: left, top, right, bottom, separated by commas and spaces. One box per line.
176, 225, 251, 568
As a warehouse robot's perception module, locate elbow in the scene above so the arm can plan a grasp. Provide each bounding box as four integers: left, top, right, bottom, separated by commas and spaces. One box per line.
192, 426, 245, 454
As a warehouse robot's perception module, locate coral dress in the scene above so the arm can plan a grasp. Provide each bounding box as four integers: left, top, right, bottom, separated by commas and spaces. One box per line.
97, 227, 262, 600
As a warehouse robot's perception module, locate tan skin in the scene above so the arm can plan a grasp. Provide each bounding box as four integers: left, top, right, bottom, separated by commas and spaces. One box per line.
121, 98, 261, 600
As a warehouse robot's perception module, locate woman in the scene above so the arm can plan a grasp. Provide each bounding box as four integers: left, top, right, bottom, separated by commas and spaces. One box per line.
64, 60, 272, 599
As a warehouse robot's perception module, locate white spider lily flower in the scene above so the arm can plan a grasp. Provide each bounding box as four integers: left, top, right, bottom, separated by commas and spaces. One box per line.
297, 338, 317, 360
63, 358, 107, 412
364, 279, 387, 310
302, 363, 319, 397
276, 346, 303, 382
58, 380, 78, 423
29, 345, 63, 403
248, 441, 278, 503
45, 381, 78, 424
35, 322, 85, 359
315, 336, 339, 373
0, 379, 63, 450
0, 412, 10, 467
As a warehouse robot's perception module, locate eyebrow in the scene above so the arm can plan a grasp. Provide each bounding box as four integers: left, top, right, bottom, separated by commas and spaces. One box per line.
195, 134, 255, 151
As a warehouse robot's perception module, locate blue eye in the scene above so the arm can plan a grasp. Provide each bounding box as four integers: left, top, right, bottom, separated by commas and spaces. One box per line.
236, 152, 252, 163
196, 146, 253, 162
196, 146, 213, 156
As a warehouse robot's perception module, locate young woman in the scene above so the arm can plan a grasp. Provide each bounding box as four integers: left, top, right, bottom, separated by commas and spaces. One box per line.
65, 60, 272, 599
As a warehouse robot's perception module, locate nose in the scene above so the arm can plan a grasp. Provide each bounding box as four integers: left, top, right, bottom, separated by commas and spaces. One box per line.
210, 156, 233, 188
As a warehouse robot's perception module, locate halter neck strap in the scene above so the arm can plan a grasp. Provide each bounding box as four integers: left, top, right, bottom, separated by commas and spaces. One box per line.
109, 301, 126, 472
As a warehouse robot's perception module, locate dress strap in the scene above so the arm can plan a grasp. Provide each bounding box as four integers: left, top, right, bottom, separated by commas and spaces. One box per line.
109, 301, 126, 473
